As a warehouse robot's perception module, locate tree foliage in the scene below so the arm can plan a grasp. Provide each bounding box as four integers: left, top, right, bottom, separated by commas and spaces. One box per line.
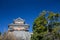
31, 11, 60, 40
2, 32, 16, 40
0, 32, 16, 40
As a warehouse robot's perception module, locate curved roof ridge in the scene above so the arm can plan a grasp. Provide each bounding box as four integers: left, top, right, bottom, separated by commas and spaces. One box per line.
14, 17, 24, 21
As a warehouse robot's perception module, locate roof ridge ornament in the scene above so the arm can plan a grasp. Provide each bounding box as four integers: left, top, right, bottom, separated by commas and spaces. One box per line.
14, 17, 24, 21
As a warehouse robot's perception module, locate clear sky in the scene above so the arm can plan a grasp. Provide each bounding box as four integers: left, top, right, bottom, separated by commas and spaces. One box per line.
0, 0, 60, 33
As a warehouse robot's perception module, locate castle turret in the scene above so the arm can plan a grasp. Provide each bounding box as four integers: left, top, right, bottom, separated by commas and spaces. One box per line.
8, 17, 31, 40
8, 17, 29, 32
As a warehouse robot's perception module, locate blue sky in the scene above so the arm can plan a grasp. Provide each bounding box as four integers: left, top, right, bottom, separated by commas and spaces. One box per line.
0, 0, 60, 33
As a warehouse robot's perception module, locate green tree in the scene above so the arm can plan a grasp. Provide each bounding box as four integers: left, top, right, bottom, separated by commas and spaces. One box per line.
2, 32, 16, 40
0, 32, 2, 40
0, 32, 1, 36
31, 11, 60, 40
